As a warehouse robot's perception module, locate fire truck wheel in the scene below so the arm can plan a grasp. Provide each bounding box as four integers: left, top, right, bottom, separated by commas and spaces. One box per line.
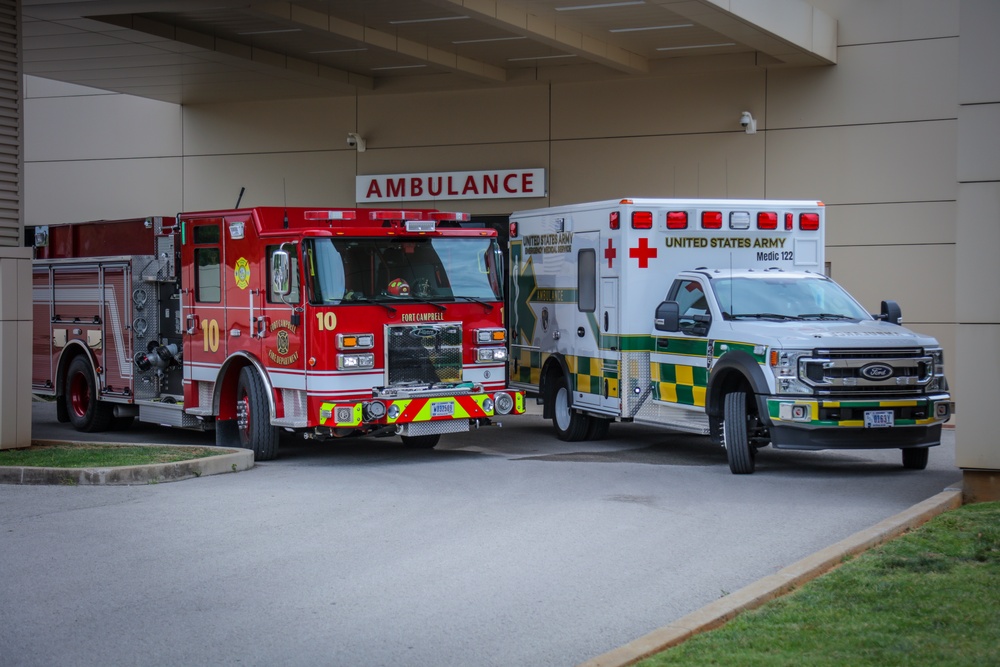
236, 367, 280, 461
723, 390, 757, 474
551, 376, 591, 442
901, 447, 929, 470
400, 434, 441, 449
65, 355, 114, 432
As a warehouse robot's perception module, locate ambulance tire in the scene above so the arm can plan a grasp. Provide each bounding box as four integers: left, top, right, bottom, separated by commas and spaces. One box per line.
586, 417, 612, 440
723, 390, 756, 474
401, 434, 441, 449
65, 355, 114, 433
901, 447, 929, 470
236, 366, 280, 461
551, 376, 591, 442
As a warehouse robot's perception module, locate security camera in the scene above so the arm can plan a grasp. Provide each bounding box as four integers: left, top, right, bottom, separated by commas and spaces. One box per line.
740, 111, 756, 134
346, 132, 366, 152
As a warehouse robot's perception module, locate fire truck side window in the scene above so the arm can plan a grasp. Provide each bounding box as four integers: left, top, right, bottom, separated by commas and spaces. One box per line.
578, 249, 596, 313
266, 245, 300, 303
193, 224, 221, 303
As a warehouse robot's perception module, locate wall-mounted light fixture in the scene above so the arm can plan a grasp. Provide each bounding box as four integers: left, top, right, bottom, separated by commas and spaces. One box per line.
346, 132, 366, 152
740, 111, 757, 135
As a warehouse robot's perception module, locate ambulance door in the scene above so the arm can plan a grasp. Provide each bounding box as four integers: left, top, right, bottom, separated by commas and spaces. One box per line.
598, 277, 620, 413
181, 218, 228, 408
649, 277, 711, 412
571, 232, 604, 411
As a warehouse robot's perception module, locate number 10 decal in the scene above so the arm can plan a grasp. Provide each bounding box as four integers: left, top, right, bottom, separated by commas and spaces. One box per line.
201, 319, 220, 352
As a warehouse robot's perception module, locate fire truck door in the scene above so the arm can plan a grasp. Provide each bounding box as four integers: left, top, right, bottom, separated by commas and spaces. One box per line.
220, 216, 260, 360
182, 219, 228, 407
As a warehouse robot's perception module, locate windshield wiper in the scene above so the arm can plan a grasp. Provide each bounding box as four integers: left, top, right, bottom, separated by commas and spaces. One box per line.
409, 296, 447, 311
799, 313, 855, 320
449, 295, 495, 311
728, 313, 803, 321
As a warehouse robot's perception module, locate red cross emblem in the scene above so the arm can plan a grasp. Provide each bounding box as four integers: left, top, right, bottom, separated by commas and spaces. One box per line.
604, 238, 616, 268
629, 237, 657, 268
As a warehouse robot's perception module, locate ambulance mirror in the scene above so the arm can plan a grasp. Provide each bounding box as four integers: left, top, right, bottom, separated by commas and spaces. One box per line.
654, 301, 680, 332
271, 250, 291, 296
879, 300, 902, 325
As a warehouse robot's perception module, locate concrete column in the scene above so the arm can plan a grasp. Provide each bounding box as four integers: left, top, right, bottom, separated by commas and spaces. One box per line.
0, 249, 31, 449
956, 0, 1000, 501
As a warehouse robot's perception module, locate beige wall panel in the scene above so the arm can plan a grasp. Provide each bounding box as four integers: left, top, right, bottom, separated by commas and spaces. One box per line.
955, 182, 1000, 323
957, 103, 1000, 183
183, 152, 354, 211
24, 75, 116, 98
0, 252, 32, 322
24, 159, 182, 225
955, 323, 1000, 469
357, 142, 551, 214
183, 97, 354, 156
959, 0, 1000, 104
810, 0, 958, 45
766, 121, 957, 204
825, 202, 955, 247
0, 321, 32, 449
25, 93, 181, 162
358, 86, 549, 148
825, 244, 954, 324
768, 38, 957, 129
551, 70, 765, 139
550, 134, 764, 204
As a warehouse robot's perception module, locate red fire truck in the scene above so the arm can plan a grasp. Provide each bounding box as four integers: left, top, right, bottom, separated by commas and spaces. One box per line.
31, 207, 524, 459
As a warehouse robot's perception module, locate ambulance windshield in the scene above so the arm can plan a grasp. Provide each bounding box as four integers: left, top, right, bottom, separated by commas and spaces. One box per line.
713, 275, 870, 322
304, 237, 503, 305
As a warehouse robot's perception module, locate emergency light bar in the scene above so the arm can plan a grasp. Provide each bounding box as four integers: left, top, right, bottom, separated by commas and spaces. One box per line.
369, 210, 427, 222
428, 212, 471, 222
304, 210, 357, 221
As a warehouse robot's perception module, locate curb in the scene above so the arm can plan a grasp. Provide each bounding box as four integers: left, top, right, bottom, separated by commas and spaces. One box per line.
578, 483, 965, 667
0, 441, 255, 485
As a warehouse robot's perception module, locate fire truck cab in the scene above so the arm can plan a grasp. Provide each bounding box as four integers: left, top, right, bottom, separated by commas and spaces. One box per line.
32, 207, 524, 459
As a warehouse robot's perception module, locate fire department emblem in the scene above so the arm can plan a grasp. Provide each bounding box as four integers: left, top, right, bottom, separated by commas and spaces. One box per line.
234, 257, 251, 290
276, 330, 290, 355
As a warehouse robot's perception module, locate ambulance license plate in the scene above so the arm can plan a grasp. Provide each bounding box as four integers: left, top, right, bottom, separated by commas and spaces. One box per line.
864, 410, 894, 428
431, 401, 454, 417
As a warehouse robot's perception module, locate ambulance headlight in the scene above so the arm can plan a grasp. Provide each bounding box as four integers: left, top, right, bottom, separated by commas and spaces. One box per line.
928, 348, 947, 390
768, 349, 813, 395
337, 352, 375, 370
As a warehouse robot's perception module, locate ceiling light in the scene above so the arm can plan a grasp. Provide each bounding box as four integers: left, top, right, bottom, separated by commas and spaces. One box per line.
310, 48, 368, 54
556, 1, 645, 11
237, 28, 302, 36
371, 64, 428, 71
507, 54, 577, 62
452, 36, 527, 45
389, 16, 469, 25
609, 24, 693, 33
656, 42, 736, 51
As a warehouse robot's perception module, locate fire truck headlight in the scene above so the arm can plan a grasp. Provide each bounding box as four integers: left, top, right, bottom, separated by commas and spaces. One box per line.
476, 347, 507, 363
388, 404, 401, 419
482, 398, 495, 413
475, 328, 506, 344
363, 400, 387, 421
494, 392, 514, 415
337, 352, 375, 370
337, 333, 375, 350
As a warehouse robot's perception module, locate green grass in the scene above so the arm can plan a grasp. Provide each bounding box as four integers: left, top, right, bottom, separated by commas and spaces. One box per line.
638, 501, 1000, 667
0, 443, 221, 468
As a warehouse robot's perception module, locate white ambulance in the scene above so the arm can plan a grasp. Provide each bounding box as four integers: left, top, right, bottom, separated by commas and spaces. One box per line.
508, 198, 953, 474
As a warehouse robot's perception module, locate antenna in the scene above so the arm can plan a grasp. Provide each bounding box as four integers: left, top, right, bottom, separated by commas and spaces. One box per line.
283, 178, 288, 229
235, 186, 245, 208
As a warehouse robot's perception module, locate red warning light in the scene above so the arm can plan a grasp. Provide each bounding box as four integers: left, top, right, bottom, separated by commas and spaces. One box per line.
702, 211, 722, 229
631, 211, 653, 229
800, 213, 820, 231
757, 212, 778, 230
666, 211, 688, 230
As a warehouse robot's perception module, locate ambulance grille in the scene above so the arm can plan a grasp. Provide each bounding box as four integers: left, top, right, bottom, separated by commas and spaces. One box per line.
802, 348, 933, 395
386, 323, 463, 386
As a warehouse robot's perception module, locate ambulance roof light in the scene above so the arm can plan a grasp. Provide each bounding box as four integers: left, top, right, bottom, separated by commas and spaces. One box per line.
304, 210, 357, 221
800, 212, 820, 231
730, 211, 751, 230
702, 211, 722, 229
666, 211, 687, 230
785, 212, 794, 231
757, 211, 778, 230
631, 211, 653, 229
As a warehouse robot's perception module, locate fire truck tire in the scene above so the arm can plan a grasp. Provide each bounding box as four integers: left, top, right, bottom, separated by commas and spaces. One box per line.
65, 356, 114, 433
236, 366, 280, 461
551, 376, 591, 442
901, 447, 929, 470
401, 434, 441, 449
723, 390, 757, 475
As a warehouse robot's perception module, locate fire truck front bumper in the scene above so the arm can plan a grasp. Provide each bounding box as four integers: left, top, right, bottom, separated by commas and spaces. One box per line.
318, 389, 525, 432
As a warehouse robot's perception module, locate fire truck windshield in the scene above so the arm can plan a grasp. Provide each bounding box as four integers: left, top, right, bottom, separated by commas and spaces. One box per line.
304, 237, 504, 304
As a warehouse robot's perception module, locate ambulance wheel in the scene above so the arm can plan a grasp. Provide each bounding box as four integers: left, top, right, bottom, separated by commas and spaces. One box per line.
551, 376, 591, 442
236, 366, 279, 461
901, 447, 929, 470
723, 390, 756, 474
65, 355, 113, 432
586, 417, 612, 440
401, 434, 441, 449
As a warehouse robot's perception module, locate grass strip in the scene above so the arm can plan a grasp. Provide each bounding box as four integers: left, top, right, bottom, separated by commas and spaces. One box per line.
0, 443, 220, 468
638, 501, 1000, 667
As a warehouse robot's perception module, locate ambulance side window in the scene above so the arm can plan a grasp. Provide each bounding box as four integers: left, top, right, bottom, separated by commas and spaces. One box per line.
193, 224, 221, 303
267, 245, 300, 303
578, 249, 596, 313
675, 280, 709, 334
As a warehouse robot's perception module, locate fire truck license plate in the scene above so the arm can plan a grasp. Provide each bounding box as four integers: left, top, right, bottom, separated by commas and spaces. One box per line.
864, 410, 894, 428
431, 401, 454, 417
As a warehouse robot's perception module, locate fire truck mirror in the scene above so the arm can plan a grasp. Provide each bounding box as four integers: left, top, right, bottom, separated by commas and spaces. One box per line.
654, 301, 680, 332
271, 250, 291, 297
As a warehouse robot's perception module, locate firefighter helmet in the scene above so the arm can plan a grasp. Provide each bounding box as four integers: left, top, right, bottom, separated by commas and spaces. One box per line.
386, 277, 410, 297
